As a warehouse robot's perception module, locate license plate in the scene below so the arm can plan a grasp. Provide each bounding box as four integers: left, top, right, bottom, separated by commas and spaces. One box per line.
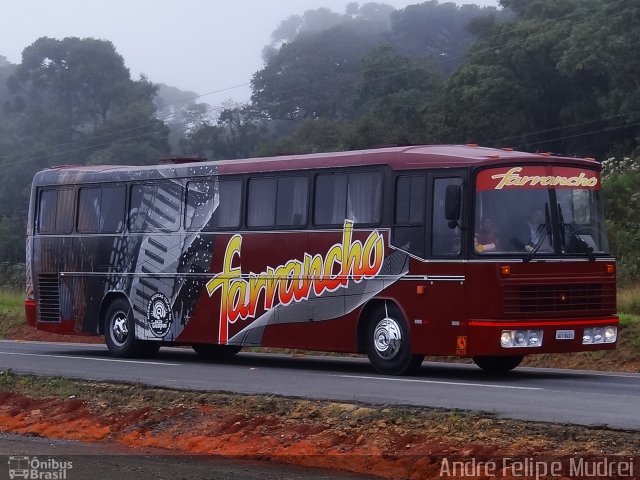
556, 330, 575, 340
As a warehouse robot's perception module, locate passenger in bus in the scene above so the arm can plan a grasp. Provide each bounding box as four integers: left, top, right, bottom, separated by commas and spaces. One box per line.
475, 216, 498, 253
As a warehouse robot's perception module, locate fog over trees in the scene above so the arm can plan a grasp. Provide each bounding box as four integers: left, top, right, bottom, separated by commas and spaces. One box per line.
0, 0, 639, 279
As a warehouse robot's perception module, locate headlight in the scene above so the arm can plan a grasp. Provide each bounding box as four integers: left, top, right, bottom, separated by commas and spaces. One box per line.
583, 326, 617, 344
501, 330, 544, 348
604, 326, 617, 343
528, 330, 542, 347
593, 328, 603, 343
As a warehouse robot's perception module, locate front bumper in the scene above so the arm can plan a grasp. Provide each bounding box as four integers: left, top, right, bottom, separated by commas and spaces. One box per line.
466, 317, 619, 356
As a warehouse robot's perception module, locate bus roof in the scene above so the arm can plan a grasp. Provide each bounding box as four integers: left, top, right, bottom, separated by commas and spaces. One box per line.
33, 145, 601, 185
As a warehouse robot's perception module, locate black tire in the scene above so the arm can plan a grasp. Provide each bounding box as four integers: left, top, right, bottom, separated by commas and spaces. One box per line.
366, 303, 423, 375
192, 344, 242, 360
472, 355, 524, 373
104, 297, 142, 358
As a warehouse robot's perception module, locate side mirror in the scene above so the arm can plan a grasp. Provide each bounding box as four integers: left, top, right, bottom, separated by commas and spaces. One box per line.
445, 184, 461, 222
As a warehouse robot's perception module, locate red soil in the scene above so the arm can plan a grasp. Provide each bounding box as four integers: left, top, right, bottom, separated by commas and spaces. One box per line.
0, 387, 638, 480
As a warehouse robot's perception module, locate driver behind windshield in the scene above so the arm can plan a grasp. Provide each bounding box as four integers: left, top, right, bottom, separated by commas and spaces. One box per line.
510, 207, 553, 253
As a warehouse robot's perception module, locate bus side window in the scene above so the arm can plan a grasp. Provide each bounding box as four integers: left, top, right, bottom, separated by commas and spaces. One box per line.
432, 178, 462, 256
314, 174, 347, 225
247, 176, 308, 228
77, 186, 125, 233
393, 175, 426, 257
186, 179, 242, 231
314, 172, 382, 226
275, 177, 307, 227
247, 178, 277, 227
38, 188, 74, 234
129, 181, 183, 233
346, 172, 381, 224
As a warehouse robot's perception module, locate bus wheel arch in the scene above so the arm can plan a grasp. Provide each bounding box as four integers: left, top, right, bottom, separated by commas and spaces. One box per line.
101, 293, 160, 358
99, 292, 128, 336
358, 300, 423, 375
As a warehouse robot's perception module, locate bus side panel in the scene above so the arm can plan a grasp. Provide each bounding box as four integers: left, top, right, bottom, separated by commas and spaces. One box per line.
375, 258, 468, 357
182, 228, 409, 351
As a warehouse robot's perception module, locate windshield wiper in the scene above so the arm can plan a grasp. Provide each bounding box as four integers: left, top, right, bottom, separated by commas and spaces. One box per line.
557, 205, 595, 261
524, 203, 552, 262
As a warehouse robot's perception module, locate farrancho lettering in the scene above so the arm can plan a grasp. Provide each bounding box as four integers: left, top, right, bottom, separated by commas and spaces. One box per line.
207, 220, 385, 343
491, 167, 598, 190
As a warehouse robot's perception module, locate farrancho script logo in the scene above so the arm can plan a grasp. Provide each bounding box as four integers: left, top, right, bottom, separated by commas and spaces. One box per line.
207, 220, 385, 343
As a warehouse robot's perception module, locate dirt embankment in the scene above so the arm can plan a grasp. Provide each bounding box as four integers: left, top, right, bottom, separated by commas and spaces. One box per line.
0, 377, 639, 480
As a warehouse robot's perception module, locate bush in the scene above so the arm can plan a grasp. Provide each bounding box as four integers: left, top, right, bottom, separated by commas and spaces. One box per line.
602, 156, 640, 286
0, 263, 25, 290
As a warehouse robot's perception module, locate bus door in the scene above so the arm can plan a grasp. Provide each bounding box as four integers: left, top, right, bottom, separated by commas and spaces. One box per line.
422, 173, 468, 356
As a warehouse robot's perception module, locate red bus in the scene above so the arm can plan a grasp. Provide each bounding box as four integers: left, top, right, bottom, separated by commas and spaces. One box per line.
24, 145, 618, 374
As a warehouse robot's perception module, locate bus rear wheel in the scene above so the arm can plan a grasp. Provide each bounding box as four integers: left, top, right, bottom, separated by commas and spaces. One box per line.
192, 344, 242, 360
104, 297, 147, 358
366, 303, 423, 375
473, 355, 524, 373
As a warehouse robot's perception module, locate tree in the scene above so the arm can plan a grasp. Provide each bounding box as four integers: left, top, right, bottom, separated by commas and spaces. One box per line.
601, 154, 640, 285
7, 37, 133, 139
434, 0, 624, 155
256, 118, 344, 157
389, 1, 507, 74
0, 37, 169, 262
252, 24, 386, 120
182, 103, 265, 160
555, 0, 640, 157
343, 46, 442, 148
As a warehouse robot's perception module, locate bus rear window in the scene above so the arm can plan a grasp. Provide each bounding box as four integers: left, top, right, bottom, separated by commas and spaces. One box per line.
37, 188, 74, 234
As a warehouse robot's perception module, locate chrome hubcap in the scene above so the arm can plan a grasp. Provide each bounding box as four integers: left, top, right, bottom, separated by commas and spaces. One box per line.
373, 317, 402, 360
111, 312, 128, 346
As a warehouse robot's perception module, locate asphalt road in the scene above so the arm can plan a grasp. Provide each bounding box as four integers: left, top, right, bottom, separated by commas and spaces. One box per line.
0, 433, 377, 480
1, 340, 639, 430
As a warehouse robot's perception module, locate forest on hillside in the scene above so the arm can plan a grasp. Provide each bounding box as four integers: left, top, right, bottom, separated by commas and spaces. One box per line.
0, 0, 638, 282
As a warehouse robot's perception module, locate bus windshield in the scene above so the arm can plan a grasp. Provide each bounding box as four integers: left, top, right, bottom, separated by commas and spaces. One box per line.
474, 166, 609, 256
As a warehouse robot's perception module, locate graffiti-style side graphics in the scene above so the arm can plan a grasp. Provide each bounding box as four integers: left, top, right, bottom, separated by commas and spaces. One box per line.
207, 221, 385, 344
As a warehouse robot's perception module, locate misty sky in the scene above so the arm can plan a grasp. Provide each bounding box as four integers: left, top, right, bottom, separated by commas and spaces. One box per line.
1, 0, 499, 106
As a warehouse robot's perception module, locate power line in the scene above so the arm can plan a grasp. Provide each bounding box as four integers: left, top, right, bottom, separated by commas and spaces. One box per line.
514, 122, 640, 149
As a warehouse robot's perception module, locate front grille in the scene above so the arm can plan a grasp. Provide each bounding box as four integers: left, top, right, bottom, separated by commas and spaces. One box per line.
37, 274, 61, 322
503, 283, 616, 316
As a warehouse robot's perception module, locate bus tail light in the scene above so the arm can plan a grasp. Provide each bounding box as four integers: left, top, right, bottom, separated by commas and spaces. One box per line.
500, 330, 543, 348
583, 326, 617, 344
500, 265, 511, 276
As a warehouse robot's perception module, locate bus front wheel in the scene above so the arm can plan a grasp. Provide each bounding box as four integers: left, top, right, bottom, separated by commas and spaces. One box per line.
366, 303, 423, 375
473, 355, 524, 373
104, 297, 149, 358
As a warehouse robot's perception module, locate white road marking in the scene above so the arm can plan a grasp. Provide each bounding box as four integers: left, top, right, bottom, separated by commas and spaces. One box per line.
0, 351, 180, 366
0, 339, 106, 348
332, 374, 543, 391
